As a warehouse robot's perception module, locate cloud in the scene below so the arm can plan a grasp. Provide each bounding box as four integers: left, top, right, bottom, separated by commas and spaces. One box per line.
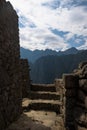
20, 26, 68, 51
77, 41, 87, 50
77, 37, 87, 49
6, 0, 87, 50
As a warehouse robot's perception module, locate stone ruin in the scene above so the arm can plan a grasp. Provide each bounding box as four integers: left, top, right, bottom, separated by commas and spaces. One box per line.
0, 0, 22, 129
0, 1, 31, 129
0, 0, 87, 130
0, 1, 34, 130
63, 61, 87, 130
54, 63, 87, 130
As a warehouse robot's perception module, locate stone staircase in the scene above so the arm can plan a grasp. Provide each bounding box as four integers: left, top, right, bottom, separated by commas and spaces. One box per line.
22, 84, 62, 114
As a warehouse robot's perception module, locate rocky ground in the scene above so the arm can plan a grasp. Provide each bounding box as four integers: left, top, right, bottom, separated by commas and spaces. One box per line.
6, 84, 64, 130
6, 110, 63, 130
6, 82, 87, 130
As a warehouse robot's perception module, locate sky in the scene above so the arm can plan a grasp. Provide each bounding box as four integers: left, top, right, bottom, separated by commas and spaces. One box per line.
6, 0, 87, 51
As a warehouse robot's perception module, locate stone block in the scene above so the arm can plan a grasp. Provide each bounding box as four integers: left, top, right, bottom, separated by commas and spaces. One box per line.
20, 59, 31, 98
79, 79, 87, 93
79, 62, 87, 69
63, 74, 79, 89
75, 107, 87, 128
65, 89, 77, 97
78, 90, 86, 102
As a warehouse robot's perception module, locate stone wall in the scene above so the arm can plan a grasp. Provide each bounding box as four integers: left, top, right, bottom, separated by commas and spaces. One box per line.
63, 62, 87, 130
0, 0, 22, 129
54, 79, 65, 114
20, 59, 31, 97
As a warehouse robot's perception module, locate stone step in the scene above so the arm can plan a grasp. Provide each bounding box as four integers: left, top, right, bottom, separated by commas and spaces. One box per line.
31, 84, 56, 92
28, 91, 60, 100
22, 98, 61, 114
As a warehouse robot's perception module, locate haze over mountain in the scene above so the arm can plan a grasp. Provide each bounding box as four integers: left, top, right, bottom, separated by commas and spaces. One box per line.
20, 47, 87, 84
30, 50, 87, 84
20, 47, 79, 63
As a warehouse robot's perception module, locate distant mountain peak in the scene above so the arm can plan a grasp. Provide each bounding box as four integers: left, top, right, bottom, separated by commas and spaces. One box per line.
62, 47, 78, 55
68, 47, 78, 50
20, 47, 79, 63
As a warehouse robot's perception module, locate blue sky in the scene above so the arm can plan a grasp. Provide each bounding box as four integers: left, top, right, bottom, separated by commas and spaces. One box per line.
6, 0, 87, 51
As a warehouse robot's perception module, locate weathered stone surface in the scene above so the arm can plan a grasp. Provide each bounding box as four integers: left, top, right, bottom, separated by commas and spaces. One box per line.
55, 79, 64, 92
63, 74, 79, 89
20, 59, 31, 98
29, 91, 60, 100
75, 107, 87, 128
79, 79, 87, 93
64, 97, 76, 123
65, 89, 77, 97
79, 61, 87, 69
79, 64, 87, 78
0, 0, 22, 129
54, 79, 64, 104
31, 84, 56, 92
85, 97, 87, 109
63, 62, 87, 129
78, 90, 86, 101
75, 62, 87, 78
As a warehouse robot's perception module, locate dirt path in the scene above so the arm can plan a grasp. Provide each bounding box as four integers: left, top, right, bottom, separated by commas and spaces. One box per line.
6, 110, 63, 130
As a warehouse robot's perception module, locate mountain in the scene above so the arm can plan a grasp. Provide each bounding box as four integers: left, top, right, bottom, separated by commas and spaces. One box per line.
30, 50, 87, 84
20, 47, 59, 63
20, 47, 79, 63
61, 47, 78, 55
20, 47, 87, 84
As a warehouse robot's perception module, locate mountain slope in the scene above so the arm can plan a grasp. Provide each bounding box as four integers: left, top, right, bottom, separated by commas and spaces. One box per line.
20, 47, 79, 63
30, 50, 87, 84
61, 47, 78, 55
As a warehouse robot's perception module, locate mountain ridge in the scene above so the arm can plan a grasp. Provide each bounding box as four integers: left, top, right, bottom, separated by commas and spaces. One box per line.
20, 47, 87, 84
30, 49, 87, 84
20, 47, 79, 63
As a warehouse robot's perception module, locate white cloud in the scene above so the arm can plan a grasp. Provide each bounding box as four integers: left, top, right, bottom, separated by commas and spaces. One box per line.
64, 32, 74, 40
6, 0, 87, 50
77, 43, 87, 50
77, 39, 87, 50
20, 26, 68, 51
